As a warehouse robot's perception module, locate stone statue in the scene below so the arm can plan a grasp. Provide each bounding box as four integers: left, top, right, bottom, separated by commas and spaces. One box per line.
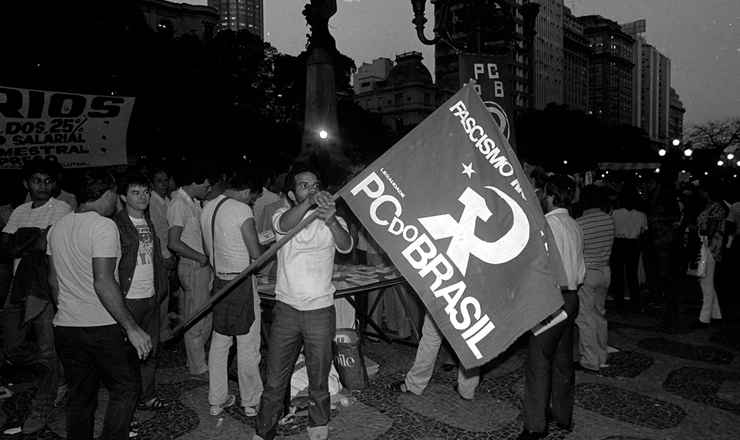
302, 0, 337, 54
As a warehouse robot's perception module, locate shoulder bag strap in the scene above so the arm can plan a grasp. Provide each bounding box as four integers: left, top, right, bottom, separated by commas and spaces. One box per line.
210, 196, 231, 275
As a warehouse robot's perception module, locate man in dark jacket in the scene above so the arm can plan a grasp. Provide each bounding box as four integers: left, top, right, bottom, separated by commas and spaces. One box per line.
114, 172, 169, 411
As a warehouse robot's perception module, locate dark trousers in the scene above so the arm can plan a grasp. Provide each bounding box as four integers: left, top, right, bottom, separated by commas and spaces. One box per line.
254, 302, 335, 440
642, 242, 679, 314
3, 297, 59, 416
55, 324, 141, 440
126, 297, 160, 403
523, 291, 579, 434
609, 238, 641, 310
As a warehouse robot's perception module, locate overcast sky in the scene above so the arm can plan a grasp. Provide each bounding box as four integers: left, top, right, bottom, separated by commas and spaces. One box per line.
184, 0, 739, 126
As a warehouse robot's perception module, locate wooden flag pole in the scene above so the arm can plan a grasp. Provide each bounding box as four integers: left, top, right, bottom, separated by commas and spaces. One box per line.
161, 190, 346, 342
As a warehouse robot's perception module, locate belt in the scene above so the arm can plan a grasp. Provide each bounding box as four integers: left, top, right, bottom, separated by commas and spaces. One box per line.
561, 289, 577, 294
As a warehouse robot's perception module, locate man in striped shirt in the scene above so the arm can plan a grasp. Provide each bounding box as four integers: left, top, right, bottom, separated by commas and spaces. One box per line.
575, 185, 615, 372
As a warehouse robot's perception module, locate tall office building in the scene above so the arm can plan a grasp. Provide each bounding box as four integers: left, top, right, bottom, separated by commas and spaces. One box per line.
434, 0, 532, 109
208, 0, 263, 38
668, 87, 685, 142
530, 0, 564, 109
562, 5, 589, 112
580, 15, 634, 127
621, 20, 671, 144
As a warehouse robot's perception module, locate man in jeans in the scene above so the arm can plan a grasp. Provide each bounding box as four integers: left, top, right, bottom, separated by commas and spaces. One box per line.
167, 165, 214, 380
1, 161, 71, 433
200, 170, 264, 417
48, 169, 151, 440
114, 172, 169, 410
253, 164, 352, 440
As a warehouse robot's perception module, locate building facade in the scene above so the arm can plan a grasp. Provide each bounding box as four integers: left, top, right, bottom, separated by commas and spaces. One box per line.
581, 15, 635, 127
668, 87, 686, 142
208, 0, 263, 38
138, 0, 219, 40
562, 6, 589, 112
353, 52, 442, 135
433, 0, 532, 110
622, 20, 671, 144
530, 0, 564, 109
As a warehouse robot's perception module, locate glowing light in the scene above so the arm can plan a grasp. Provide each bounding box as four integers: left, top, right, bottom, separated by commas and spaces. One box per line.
718, 160, 724, 166
319, 130, 328, 139
658, 148, 667, 157
728, 153, 735, 160
655, 168, 661, 173
563, 160, 568, 165
684, 149, 693, 157
672, 139, 681, 147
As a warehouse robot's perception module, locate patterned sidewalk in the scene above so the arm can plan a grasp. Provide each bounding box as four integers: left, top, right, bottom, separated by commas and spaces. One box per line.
1, 281, 738, 439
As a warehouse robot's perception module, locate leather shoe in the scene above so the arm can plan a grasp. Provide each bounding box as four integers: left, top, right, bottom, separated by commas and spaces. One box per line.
516, 429, 547, 440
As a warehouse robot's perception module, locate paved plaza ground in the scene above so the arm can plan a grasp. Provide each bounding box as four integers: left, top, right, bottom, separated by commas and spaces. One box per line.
0, 277, 738, 440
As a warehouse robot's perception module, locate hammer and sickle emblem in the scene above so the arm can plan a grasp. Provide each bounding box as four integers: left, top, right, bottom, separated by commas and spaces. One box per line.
418, 186, 529, 276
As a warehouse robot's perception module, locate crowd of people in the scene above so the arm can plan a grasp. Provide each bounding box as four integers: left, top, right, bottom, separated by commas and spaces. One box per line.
0, 159, 736, 440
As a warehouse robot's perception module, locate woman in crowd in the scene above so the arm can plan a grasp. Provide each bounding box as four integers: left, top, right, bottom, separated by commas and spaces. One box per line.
692, 181, 727, 327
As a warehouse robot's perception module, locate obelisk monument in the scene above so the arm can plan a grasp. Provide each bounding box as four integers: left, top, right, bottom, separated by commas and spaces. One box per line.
296, 0, 349, 165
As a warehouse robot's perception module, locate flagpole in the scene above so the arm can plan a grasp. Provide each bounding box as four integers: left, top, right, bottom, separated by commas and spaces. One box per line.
161, 188, 348, 342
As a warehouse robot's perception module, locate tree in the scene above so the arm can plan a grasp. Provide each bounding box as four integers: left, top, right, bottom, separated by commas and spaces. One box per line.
683, 118, 740, 154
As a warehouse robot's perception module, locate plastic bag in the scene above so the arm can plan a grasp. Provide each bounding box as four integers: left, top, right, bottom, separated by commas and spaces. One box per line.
333, 327, 369, 390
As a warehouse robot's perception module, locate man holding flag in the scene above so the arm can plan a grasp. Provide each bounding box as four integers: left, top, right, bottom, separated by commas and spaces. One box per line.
253, 163, 353, 440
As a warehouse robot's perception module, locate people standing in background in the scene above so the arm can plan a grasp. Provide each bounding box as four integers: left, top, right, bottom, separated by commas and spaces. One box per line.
641, 176, 681, 316
609, 187, 648, 313
2, 161, 71, 434
519, 175, 583, 440
575, 185, 614, 373
691, 180, 727, 328
48, 169, 151, 440
114, 172, 170, 411
200, 170, 264, 417
148, 166, 178, 341
167, 165, 214, 381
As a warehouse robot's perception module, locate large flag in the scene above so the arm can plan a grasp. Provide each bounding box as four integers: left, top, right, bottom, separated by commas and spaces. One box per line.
342, 83, 564, 369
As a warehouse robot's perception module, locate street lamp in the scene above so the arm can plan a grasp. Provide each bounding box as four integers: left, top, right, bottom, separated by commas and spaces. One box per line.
658, 148, 667, 157
319, 130, 328, 139
410, 0, 539, 55
684, 148, 693, 157
672, 139, 681, 147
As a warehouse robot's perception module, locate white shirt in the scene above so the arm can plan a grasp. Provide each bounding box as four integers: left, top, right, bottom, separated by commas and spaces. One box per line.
49, 212, 121, 327
149, 191, 171, 259
126, 216, 155, 299
200, 195, 254, 279
611, 208, 648, 239
272, 207, 351, 310
167, 188, 204, 254
545, 208, 585, 290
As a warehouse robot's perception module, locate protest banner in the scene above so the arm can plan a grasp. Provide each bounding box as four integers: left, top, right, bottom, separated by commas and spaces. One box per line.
343, 83, 564, 369
0, 86, 134, 169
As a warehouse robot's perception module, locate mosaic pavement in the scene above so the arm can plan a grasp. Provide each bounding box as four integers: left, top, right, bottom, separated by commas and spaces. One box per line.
1, 285, 738, 439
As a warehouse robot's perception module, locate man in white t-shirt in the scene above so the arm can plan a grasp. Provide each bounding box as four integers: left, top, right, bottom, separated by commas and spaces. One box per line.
253, 164, 352, 440
167, 165, 214, 379
114, 172, 169, 411
200, 170, 264, 417
1, 161, 71, 434
48, 169, 151, 440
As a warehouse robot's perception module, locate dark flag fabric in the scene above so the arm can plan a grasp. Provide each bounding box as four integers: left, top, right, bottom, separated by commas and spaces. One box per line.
342, 83, 565, 369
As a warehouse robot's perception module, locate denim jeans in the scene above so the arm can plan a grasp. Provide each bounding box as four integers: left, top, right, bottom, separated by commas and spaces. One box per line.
125, 297, 160, 403
576, 266, 610, 370
523, 291, 579, 434
55, 324, 141, 440
178, 259, 212, 375
405, 312, 479, 398
643, 242, 679, 313
3, 296, 59, 416
254, 302, 335, 440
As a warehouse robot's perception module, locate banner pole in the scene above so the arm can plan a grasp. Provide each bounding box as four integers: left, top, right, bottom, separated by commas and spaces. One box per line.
161, 188, 349, 342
